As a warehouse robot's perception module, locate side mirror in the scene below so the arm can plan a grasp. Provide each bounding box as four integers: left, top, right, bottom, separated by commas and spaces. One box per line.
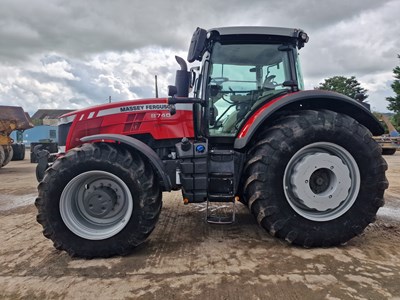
187, 27, 207, 63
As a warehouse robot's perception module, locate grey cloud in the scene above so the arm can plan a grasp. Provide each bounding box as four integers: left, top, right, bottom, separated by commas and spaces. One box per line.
0, 0, 399, 114
0, 0, 394, 62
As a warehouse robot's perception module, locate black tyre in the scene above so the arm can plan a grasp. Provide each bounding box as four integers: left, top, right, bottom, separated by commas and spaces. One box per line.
0, 146, 4, 167
1, 145, 13, 167
11, 144, 25, 161
243, 110, 388, 247
382, 148, 396, 155
35, 143, 162, 258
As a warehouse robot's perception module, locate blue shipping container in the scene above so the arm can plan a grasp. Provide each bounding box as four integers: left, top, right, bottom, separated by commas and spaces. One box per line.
10, 125, 58, 147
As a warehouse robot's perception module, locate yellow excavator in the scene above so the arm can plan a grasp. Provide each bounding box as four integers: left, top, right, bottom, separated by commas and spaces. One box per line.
373, 113, 399, 155
0, 105, 33, 167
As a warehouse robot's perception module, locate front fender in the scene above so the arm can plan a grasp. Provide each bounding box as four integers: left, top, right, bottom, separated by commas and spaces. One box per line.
81, 134, 172, 191
234, 90, 384, 149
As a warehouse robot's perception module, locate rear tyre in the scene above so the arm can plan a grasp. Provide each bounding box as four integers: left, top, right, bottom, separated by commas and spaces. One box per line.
1, 145, 13, 167
35, 143, 162, 258
0, 146, 4, 167
11, 144, 25, 161
244, 110, 388, 247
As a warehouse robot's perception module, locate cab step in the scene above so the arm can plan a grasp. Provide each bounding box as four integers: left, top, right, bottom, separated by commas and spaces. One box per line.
206, 195, 236, 224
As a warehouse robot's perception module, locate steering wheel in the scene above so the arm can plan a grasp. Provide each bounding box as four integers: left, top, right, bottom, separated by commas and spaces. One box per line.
210, 77, 229, 85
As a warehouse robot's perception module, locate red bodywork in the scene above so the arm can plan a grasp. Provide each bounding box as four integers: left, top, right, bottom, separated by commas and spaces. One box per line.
62, 93, 295, 151
236, 96, 284, 139
62, 98, 194, 151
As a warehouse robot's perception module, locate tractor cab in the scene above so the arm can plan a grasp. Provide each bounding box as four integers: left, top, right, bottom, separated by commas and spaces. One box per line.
170, 27, 309, 140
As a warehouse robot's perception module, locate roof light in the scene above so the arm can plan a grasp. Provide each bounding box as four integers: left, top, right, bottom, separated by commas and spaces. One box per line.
300, 32, 309, 42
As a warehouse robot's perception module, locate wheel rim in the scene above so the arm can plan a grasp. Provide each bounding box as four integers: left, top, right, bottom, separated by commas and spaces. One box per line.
60, 170, 133, 240
283, 142, 360, 222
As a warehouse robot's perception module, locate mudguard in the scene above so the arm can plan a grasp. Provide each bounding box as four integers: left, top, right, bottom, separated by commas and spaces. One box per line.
234, 90, 384, 149
81, 134, 172, 191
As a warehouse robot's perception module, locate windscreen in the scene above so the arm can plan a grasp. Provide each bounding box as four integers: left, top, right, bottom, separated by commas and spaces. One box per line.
208, 42, 300, 136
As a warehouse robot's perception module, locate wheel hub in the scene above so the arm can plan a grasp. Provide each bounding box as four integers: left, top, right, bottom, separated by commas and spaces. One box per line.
79, 178, 124, 220
84, 187, 117, 218
60, 171, 133, 240
283, 142, 360, 222
290, 152, 352, 211
309, 168, 331, 194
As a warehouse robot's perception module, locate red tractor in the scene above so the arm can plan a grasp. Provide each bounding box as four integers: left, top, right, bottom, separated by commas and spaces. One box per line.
35, 27, 388, 258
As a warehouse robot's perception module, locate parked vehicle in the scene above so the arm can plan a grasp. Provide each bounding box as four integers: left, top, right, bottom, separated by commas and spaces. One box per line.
35, 26, 388, 258
373, 113, 399, 155
0, 106, 33, 167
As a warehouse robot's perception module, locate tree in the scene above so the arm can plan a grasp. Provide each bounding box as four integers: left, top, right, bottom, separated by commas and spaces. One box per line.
315, 76, 368, 100
386, 55, 400, 129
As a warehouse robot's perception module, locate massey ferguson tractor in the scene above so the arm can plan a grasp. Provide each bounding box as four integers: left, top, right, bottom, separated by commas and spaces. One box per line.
35, 27, 388, 258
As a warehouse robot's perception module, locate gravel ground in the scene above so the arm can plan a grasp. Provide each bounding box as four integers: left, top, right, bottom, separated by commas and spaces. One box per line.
0, 151, 400, 299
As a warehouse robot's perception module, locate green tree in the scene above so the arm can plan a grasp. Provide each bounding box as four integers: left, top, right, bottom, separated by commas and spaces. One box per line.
315, 76, 368, 100
386, 55, 400, 129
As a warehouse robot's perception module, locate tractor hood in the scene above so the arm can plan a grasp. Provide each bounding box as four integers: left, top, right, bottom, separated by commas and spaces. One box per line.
59, 98, 170, 124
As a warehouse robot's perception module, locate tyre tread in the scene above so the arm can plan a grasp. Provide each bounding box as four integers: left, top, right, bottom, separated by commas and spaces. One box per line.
243, 109, 388, 247
35, 142, 162, 258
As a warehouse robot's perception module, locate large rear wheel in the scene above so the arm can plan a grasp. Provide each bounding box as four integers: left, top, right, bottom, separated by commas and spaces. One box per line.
244, 110, 388, 247
35, 143, 162, 258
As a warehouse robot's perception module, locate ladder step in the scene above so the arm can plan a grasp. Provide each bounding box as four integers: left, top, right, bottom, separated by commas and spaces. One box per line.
206, 198, 236, 225
207, 194, 234, 202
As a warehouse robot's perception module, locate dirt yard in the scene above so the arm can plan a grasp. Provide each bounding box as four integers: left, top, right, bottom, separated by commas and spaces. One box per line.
1, 151, 400, 299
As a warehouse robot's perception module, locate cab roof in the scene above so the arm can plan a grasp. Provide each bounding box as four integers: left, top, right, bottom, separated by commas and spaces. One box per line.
210, 26, 305, 38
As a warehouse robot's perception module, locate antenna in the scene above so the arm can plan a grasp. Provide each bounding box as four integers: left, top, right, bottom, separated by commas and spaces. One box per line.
155, 75, 159, 98
109, 96, 111, 103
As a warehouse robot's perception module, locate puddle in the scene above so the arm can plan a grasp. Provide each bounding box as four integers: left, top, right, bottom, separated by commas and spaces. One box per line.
377, 205, 400, 222
0, 193, 36, 211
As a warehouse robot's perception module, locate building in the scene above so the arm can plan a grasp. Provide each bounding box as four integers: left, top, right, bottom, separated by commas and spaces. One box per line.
10, 109, 74, 147
31, 109, 74, 126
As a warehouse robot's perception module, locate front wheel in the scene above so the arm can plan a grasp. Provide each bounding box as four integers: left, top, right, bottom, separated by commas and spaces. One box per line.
244, 110, 388, 247
35, 143, 162, 258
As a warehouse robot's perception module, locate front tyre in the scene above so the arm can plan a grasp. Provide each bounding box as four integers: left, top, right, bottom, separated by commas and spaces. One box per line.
244, 110, 388, 247
11, 143, 25, 161
35, 143, 162, 258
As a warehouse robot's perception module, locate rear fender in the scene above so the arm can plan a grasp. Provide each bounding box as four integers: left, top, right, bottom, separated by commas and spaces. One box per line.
81, 134, 172, 191
234, 90, 384, 149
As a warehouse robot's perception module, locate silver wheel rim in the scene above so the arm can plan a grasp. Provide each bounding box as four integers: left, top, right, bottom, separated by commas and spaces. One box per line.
60, 170, 133, 240
283, 142, 360, 222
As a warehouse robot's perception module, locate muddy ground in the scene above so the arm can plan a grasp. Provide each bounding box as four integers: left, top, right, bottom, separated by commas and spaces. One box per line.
0, 151, 400, 300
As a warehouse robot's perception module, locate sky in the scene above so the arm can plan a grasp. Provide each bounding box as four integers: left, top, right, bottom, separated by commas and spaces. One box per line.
0, 0, 399, 115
